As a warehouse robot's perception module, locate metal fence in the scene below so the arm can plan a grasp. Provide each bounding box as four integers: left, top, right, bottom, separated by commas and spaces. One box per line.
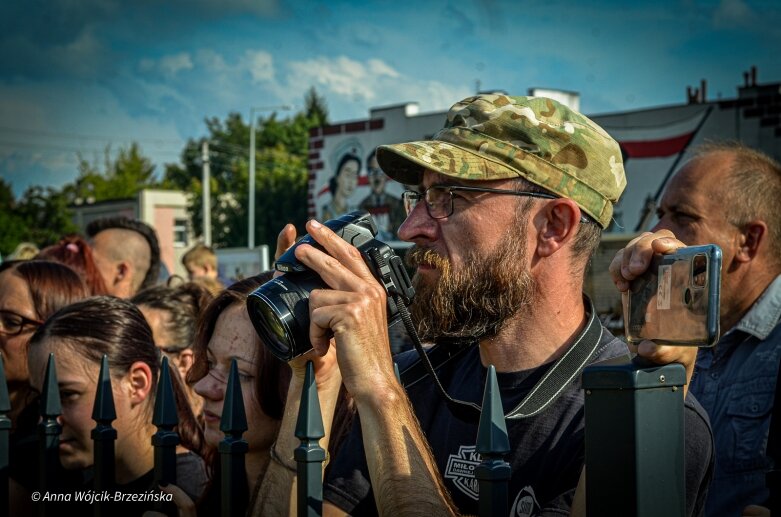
1, 353, 697, 517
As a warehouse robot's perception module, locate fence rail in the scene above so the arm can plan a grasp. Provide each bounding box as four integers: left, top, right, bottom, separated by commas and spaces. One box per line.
1, 353, 700, 517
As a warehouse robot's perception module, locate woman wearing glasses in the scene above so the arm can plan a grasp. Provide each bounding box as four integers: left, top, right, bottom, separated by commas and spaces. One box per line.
0, 259, 89, 508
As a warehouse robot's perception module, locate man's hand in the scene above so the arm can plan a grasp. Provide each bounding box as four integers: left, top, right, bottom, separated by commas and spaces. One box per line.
292, 219, 397, 401
609, 230, 684, 292
610, 230, 698, 393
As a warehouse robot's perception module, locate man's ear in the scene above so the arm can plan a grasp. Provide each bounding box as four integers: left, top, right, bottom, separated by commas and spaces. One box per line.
536, 199, 581, 258
735, 221, 767, 263
125, 361, 153, 406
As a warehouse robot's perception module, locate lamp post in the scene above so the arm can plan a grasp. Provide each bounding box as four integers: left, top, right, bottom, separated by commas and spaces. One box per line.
248, 105, 292, 249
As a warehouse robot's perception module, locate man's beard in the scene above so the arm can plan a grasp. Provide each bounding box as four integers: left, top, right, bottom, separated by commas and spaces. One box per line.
406, 223, 536, 341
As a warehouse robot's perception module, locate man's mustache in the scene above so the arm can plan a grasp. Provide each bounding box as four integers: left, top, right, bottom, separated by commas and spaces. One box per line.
405, 246, 450, 270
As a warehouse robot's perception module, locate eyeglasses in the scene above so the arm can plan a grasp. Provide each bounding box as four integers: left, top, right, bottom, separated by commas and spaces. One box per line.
0, 309, 43, 336
402, 185, 594, 223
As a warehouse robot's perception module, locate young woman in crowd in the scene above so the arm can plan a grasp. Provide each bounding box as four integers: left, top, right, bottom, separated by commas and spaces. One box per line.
36, 234, 110, 295
2, 260, 90, 510
155, 273, 351, 516
132, 282, 213, 418
25, 296, 208, 515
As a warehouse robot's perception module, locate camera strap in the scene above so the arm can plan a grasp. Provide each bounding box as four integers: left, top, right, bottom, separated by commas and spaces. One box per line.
394, 294, 604, 421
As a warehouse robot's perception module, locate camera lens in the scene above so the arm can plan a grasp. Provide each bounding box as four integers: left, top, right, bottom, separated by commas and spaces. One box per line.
247, 273, 325, 361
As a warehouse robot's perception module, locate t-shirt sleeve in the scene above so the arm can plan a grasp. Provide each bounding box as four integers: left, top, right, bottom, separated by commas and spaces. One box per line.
324, 413, 379, 516
684, 392, 715, 517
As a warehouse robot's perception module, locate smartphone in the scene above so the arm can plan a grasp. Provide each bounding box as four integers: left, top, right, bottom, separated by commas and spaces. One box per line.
624, 244, 721, 347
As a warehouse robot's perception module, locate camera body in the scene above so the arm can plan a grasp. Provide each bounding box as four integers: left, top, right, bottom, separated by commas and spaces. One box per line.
247, 211, 415, 361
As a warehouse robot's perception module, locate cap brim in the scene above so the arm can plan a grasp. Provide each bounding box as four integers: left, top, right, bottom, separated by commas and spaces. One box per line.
377, 140, 522, 185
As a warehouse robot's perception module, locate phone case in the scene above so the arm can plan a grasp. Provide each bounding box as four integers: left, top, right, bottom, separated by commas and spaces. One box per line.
624, 244, 721, 347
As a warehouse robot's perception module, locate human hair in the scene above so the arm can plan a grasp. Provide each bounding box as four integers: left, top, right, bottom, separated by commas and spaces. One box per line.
131, 283, 213, 351
37, 234, 110, 295
182, 243, 218, 270
694, 141, 781, 267
188, 272, 291, 421
86, 216, 161, 291
8, 242, 40, 261
0, 260, 89, 321
329, 153, 361, 196
28, 296, 203, 455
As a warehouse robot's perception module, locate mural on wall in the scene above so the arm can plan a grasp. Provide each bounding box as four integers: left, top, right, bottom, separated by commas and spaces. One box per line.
315, 137, 406, 242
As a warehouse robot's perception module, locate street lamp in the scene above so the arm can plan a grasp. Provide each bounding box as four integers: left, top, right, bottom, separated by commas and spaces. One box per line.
248, 104, 293, 249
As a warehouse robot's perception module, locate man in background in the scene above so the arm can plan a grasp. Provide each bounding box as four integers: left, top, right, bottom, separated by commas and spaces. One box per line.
613, 142, 781, 515
87, 216, 161, 298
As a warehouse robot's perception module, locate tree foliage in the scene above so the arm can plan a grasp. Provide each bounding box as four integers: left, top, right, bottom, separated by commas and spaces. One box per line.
0, 143, 159, 256
163, 88, 329, 249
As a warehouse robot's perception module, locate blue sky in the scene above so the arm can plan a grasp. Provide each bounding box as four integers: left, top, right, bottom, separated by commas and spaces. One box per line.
1, 0, 779, 196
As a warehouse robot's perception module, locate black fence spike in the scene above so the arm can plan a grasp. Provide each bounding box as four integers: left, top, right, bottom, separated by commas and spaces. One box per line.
91, 354, 117, 508
0, 354, 10, 413
294, 361, 326, 517
295, 361, 325, 441
40, 353, 62, 417
394, 362, 401, 384
475, 365, 511, 517
92, 355, 117, 422
152, 356, 179, 428
38, 353, 62, 508
1, 354, 12, 517
220, 359, 248, 434
476, 365, 510, 455
151, 356, 179, 510
219, 359, 249, 517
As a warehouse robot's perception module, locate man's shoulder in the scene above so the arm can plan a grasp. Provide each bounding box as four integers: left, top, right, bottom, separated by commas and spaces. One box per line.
593, 326, 630, 362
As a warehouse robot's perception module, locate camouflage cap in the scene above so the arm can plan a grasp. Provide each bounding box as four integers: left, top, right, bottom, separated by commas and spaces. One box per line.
376, 94, 626, 228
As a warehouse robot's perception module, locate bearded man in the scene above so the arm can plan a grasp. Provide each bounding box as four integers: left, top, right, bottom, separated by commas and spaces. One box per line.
255, 95, 713, 516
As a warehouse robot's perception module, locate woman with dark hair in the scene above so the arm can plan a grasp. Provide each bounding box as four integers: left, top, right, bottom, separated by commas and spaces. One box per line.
26, 296, 208, 513
0, 260, 88, 430
321, 153, 360, 220
132, 282, 213, 418
36, 234, 110, 295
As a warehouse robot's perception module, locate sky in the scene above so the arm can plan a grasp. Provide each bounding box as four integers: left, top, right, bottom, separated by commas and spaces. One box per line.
1, 0, 779, 196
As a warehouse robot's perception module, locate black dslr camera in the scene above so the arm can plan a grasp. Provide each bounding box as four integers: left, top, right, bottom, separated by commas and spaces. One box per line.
247, 211, 415, 361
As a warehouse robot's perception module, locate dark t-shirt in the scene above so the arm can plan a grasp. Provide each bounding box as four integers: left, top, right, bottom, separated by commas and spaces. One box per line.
324, 328, 714, 516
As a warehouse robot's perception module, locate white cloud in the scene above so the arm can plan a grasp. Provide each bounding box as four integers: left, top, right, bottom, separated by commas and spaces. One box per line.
242, 50, 275, 83
283, 55, 471, 118
713, 0, 758, 28
160, 52, 194, 77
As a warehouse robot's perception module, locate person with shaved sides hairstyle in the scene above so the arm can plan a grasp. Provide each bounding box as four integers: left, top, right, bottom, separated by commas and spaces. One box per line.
87, 216, 161, 298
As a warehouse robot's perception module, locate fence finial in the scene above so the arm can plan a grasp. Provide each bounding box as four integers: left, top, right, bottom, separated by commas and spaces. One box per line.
220, 359, 248, 434
152, 356, 179, 505
294, 361, 326, 517
152, 356, 179, 428
475, 365, 511, 517
92, 354, 117, 498
92, 354, 117, 422
41, 353, 62, 417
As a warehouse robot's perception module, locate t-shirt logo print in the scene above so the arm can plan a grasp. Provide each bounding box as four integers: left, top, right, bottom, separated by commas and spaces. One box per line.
444, 445, 481, 500
510, 486, 541, 517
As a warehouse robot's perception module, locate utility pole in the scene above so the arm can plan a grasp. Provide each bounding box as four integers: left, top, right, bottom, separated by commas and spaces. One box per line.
202, 140, 212, 246
248, 105, 292, 249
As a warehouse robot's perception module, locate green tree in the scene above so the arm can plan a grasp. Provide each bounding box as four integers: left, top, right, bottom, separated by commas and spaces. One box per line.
163, 88, 328, 249
67, 143, 158, 203
0, 178, 31, 256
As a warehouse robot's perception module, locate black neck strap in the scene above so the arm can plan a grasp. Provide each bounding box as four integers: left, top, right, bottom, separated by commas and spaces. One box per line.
396, 295, 604, 421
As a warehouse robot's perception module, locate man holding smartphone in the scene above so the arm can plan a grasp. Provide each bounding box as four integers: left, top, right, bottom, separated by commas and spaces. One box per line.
611, 143, 781, 516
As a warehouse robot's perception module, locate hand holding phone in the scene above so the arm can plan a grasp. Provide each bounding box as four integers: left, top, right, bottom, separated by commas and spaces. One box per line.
623, 244, 722, 347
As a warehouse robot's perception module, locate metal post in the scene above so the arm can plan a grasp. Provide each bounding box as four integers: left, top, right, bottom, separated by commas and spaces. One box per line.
249, 113, 256, 249
152, 357, 179, 511
38, 353, 62, 517
475, 365, 511, 517
583, 361, 686, 517
219, 359, 249, 517
0, 355, 11, 517
294, 361, 326, 517
202, 140, 212, 246
91, 355, 117, 517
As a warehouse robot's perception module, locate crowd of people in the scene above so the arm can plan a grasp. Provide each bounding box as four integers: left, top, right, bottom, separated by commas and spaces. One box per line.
2, 93, 779, 517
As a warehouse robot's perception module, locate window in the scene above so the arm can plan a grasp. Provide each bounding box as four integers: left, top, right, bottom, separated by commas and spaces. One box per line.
173, 218, 188, 247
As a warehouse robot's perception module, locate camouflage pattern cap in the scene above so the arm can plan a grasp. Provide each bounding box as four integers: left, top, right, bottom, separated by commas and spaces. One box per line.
376, 94, 626, 228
